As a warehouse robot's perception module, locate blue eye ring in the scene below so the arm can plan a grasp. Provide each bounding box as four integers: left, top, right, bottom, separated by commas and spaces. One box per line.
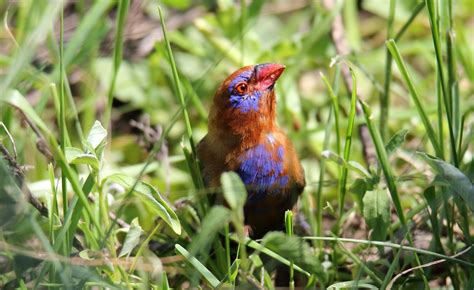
234, 82, 248, 95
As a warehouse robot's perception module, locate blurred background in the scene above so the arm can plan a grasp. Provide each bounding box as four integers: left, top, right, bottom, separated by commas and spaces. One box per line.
0, 0, 473, 288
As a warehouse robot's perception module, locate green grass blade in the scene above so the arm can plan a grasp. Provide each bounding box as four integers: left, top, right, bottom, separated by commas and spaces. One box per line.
380, 244, 403, 289
158, 6, 203, 189
447, 29, 461, 157
360, 101, 406, 231
394, 2, 425, 41
285, 210, 295, 290
360, 100, 427, 286
231, 235, 311, 277
38, 195, 98, 286
458, 109, 474, 160
158, 6, 194, 155
47, 163, 58, 244
425, 0, 458, 166
182, 79, 207, 121
315, 109, 333, 249
175, 244, 220, 288
224, 224, 231, 284
336, 239, 383, 285
182, 142, 202, 188
58, 5, 70, 255
129, 224, 160, 274
386, 39, 442, 157
48, 31, 84, 144
436, 70, 445, 159
316, 72, 337, 250
337, 68, 357, 228
425, 0, 449, 114
380, 0, 396, 141
103, 0, 130, 128
321, 72, 340, 155
30, 215, 70, 289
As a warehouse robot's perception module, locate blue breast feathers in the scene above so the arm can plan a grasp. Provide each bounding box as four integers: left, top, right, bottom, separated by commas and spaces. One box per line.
227, 70, 261, 113
237, 138, 289, 202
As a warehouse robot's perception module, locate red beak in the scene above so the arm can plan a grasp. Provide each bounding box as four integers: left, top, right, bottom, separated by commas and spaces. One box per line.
255, 63, 285, 90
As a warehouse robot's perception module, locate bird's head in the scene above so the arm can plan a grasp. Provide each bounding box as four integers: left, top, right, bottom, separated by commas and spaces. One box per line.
209, 63, 285, 139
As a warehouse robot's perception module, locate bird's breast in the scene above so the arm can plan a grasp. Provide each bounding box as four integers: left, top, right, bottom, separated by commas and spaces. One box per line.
234, 133, 291, 204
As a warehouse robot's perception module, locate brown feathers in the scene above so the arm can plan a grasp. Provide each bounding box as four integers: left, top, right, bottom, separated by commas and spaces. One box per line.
197, 63, 305, 238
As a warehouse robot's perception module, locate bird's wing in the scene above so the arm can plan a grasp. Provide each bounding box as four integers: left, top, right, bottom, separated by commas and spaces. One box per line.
196, 134, 226, 187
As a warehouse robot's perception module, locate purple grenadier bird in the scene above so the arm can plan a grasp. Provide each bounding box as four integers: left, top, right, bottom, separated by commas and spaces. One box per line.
197, 63, 305, 238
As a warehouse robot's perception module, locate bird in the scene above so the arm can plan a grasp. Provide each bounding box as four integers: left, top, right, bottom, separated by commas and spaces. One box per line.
197, 63, 305, 238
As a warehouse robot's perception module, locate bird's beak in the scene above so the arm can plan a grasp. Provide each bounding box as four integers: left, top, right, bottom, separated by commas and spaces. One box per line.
255, 63, 286, 90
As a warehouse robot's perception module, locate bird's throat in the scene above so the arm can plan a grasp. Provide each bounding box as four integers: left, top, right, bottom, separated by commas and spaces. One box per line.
209, 90, 278, 148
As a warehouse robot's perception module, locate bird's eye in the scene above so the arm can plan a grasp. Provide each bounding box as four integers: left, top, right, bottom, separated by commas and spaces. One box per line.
234, 82, 248, 95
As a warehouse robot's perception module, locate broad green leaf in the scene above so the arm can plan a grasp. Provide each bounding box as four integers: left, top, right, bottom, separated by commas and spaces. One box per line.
385, 129, 408, 156
65, 147, 99, 171
350, 178, 368, 196
347, 161, 371, 178
221, 172, 247, 210
349, 178, 373, 211
418, 152, 474, 212
189, 206, 230, 256
363, 188, 390, 241
105, 173, 181, 234
86, 120, 107, 150
119, 218, 143, 257
175, 244, 220, 288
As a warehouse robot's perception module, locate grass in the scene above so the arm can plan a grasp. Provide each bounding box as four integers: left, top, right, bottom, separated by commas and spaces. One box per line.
0, 0, 473, 289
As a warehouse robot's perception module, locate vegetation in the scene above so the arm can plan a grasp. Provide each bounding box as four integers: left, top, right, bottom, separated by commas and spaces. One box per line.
0, 0, 472, 289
